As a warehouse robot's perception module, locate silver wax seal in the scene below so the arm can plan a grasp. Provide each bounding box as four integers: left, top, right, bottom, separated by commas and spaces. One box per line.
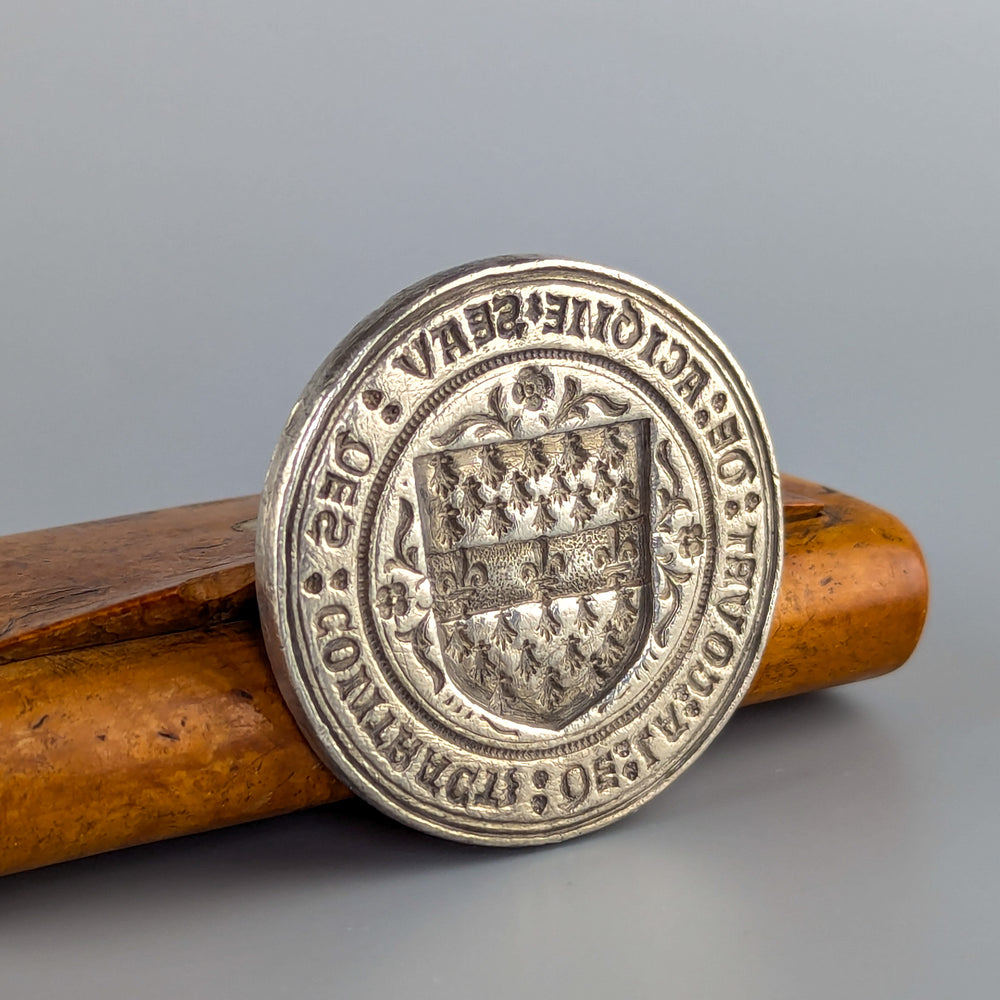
257, 257, 782, 844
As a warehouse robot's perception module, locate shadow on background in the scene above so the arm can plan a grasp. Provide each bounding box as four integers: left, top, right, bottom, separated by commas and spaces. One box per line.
0, 688, 906, 920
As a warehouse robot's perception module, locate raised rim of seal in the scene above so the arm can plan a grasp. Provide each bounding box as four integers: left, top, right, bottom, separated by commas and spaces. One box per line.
257, 256, 782, 845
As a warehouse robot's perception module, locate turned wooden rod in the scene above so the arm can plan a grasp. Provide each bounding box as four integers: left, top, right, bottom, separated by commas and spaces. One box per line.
0, 475, 927, 876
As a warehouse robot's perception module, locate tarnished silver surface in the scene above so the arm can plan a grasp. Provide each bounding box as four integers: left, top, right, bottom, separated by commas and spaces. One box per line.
256, 257, 782, 844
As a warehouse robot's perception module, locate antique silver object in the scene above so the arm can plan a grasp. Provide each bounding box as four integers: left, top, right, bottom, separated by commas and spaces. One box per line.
257, 257, 782, 844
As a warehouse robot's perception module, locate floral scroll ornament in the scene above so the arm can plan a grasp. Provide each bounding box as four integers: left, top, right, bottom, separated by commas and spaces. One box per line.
432, 366, 630, 447
654, 553, 692, 648
652, 437, 703, 648
542, 374, 629, 428
379, 497, 445, 692
430, 384, 523, 446
654, 439, 692, 532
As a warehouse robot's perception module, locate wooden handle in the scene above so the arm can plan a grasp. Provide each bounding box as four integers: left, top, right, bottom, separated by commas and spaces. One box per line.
0, 475, 927, 875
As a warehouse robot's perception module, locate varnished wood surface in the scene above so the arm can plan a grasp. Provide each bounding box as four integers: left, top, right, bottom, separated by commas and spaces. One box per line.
0, 496, 259, 665
0, 476, 927, 875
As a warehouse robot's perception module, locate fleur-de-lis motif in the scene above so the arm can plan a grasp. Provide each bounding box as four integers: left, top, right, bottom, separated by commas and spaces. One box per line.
561, 432, 591, 475
434, 505, 466, 548
460, 473, 489, 521
609, 586, 639, 633
549, 471, 573, 505
492, 610, 519, 651
486, 496, 514, 538
490, 671, 518, 714
615, 478, 640, 518
412, 410, 653, 728
593, 460, 617, 502
510, 468, 534, 514
515, 639, 542, 683
576, 595, 600, 634
521, 438, 549, 480
539, 661, 566, 712
564, 634, 588, 676
544, 375, 630, 428
600, 427, 629, 468
471, 640, 500, 687
532, 497, 557, 533
428, 453, 460, 499
654, 439, 693, 531
538, 599, 562, 641
570, 485, 598, 528
592, 623, 626, 678
443, 623, 475, 663
478, 444, 507, 489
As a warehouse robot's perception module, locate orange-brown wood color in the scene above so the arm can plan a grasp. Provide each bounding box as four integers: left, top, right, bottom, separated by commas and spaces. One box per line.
0, 475, 927, 875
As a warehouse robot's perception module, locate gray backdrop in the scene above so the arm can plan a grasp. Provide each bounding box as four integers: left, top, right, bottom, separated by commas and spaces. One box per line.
1, 2, 995, 996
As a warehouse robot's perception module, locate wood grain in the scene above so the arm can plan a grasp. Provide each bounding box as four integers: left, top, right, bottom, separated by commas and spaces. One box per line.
0, 475, 927, 875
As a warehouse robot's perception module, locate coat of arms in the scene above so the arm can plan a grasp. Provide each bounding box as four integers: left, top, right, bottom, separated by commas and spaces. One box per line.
414, 413, 651, 729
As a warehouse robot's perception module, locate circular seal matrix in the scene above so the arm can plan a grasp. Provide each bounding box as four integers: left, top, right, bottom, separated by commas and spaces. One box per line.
257, 257, 781, 844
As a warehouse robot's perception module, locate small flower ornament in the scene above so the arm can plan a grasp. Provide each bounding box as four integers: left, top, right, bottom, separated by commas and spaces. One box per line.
511, 366, 555, 412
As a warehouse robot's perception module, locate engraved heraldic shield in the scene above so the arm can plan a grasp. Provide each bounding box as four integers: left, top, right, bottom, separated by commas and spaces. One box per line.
414, 416, 652, 728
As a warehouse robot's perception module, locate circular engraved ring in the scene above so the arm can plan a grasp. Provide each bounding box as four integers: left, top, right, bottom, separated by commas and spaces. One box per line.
257, 257, 782, 845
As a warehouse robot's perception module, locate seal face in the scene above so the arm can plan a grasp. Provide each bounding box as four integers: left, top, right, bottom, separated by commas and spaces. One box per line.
257, 257, 782, 844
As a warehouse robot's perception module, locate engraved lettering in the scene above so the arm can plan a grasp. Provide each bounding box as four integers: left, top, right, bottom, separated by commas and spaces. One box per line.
284, 265, 781, 841
318, 471, 358, 506
636, 323, 669, 367
653, 702, 690, 742
703, 631, 734, 668
611, 297, 644, 348
432, 317, 472, 364
349, 678, 387, 728
707, 415, 742, 453
315, 603, 352, 636
365, 709, 397, 747
475, 768, 520, 808
717, 449, 758, 485
725, 554, 756, 587
383, 723, 423, 771
687, 660, 724, 696
392, 330, 436, 379
307, 509, 354, 547
446, 765, 479, 807
493, 293, 526, 340
674, 359, 710, 408
334, 429, 373, 476
591, 301, 614, 342
660, 339, 688, 379
322, 636, 361, 673
464, 301, 496, 347
727, 527, 756, 555
560, 763, 591, 807
636, 725, 661, 767
593, 750, 620, 792
543, 293, 569, 334
716, 590, 749, 634
333, 658, 368, 698
567, 297, 591, 338
417, 748, 452, 795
